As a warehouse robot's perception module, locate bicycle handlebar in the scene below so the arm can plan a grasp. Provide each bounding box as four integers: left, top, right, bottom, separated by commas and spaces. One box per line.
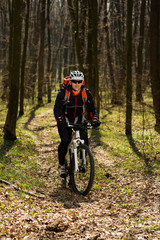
67, 121, 92, 129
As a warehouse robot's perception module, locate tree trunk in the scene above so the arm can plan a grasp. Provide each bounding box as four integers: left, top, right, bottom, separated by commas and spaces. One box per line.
4, 0, 23, 140
91, 0, 100, 114
1, 2, 8, 101
47, 0, 51, 103
103, 0, 117, 105
125, 0, 133, 136
63, 25, 69, 77
150, 0, 160, 127
87, 0, 100, 115
67, 0, 84, 72
29, 0, 40, 104
136, 0, 146, 102
115, 0, 126, 105
38, 0, 46, 106
19, 0, 30, 116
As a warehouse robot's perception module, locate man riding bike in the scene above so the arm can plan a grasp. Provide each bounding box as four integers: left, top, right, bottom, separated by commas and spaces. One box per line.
54, 71, 101, 178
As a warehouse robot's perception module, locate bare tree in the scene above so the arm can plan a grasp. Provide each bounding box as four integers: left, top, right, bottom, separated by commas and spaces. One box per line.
150, 0, 160, 128
67, 0, 84, 72
0, 1, 9, 101
19, 0, 30, 116
136, 0, 146, 102
46, 0, 51, 103
87, 0, 100, 114
4, 0, 23, 140
103, 0, 116, 104
38, 0, 46, 106
125, 0, 133, 135
28, 1, 40, 104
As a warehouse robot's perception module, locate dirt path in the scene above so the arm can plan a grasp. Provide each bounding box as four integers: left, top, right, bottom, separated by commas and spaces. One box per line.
26, 108, 160, 240
1, 108, 160, 239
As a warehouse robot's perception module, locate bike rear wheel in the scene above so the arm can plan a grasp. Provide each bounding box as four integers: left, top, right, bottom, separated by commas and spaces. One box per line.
70, 144, 94, 196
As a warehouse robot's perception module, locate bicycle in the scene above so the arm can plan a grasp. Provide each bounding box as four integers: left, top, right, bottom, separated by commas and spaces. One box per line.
64, 121, 96, 196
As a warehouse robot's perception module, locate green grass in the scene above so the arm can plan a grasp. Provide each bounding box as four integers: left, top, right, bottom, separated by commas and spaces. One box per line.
0, 103, 48, 191
92, 97, 160, 176
0, 93, 160, 193
0, 129, 45, 190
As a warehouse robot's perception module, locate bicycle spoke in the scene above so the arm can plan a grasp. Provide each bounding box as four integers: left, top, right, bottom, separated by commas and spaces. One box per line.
70, 144, 94, 195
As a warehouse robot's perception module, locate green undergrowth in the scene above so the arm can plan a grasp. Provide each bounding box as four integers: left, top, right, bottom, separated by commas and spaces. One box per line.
0, 133, 45, 191
92, 98, 160, 179
0, 95, 160, 194
0, 102, 54, 191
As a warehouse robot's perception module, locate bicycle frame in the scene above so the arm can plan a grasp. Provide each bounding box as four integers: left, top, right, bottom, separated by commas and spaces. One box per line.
65, 121, 95, 195
72, 130, 86, 172
68, 123, 91, 172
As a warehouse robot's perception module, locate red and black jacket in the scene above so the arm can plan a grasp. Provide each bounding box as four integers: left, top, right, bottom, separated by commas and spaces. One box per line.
54, 85, 98, 124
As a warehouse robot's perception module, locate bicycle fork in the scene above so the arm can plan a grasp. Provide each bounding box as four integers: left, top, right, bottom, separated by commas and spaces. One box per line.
72, 130, 86, 172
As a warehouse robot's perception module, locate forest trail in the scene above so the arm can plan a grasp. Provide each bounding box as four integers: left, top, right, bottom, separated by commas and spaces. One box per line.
1, 108, 160, 239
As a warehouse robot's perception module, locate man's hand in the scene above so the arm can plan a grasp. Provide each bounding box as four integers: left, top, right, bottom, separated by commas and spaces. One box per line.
57, 117, 67, 129
92, 119, 101, 128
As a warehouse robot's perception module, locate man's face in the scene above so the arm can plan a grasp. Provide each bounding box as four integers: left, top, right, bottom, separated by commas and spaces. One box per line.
70, 79, 83, 92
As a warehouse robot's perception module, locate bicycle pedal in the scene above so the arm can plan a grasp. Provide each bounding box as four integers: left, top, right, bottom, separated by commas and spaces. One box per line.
79, 166, 87, 173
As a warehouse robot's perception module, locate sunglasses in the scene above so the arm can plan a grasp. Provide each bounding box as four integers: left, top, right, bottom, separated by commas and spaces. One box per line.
71, 80, 83, 84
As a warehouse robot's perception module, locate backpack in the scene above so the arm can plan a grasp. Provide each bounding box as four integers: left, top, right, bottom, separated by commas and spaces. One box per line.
62, 76, 87, 115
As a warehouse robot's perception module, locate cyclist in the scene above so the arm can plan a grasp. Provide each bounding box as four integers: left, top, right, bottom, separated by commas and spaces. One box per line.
54, 71, 101, 178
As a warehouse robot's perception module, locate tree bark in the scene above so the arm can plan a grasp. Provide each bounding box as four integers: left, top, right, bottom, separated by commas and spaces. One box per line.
47, 0, 51, 103
38, 0, 46, 106
125, 0, 133, 136
86, 0, 100, 115
115, 0, 126, 105
67, 0, 84, 72
1, 1, 8, 101
150, 0, 160, 127
136, 0, 146, 102
103, 0, 117, 105
4, 0, 23, 140
19, 0, 30, 116
29, 0, 40, 104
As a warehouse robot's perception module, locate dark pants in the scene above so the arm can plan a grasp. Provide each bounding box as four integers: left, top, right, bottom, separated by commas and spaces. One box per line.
57, 126, 88, 165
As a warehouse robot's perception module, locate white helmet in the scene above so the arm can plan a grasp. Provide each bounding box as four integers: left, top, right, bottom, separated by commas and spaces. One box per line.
70, 71, 84, 80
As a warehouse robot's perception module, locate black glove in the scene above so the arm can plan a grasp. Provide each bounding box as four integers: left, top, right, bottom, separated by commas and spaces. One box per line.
92, 119, 101, 128
57, 117, 67, 129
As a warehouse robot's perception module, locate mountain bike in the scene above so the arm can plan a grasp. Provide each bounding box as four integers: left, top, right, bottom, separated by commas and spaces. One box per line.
64, 121, 95, 196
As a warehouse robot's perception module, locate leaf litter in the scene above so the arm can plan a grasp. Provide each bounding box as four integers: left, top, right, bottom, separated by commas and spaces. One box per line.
0, 108, 160, 239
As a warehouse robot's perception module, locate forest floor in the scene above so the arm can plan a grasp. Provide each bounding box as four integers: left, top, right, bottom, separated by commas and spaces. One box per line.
1, 107, 160, 239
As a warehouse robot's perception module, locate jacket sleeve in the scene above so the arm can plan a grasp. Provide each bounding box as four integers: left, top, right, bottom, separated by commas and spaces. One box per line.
54, 88, 65, 120
86, 89, 99, 120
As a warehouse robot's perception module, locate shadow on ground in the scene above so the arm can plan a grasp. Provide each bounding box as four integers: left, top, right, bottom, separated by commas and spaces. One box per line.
127, 135, 153, 173
24, 105, 40, 129
155, 125, 160, 134
0, 140, 15, 164
50, 187, 97, 209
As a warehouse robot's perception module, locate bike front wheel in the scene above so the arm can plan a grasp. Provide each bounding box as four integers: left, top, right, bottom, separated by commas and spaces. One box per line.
70, 144, 94, 196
